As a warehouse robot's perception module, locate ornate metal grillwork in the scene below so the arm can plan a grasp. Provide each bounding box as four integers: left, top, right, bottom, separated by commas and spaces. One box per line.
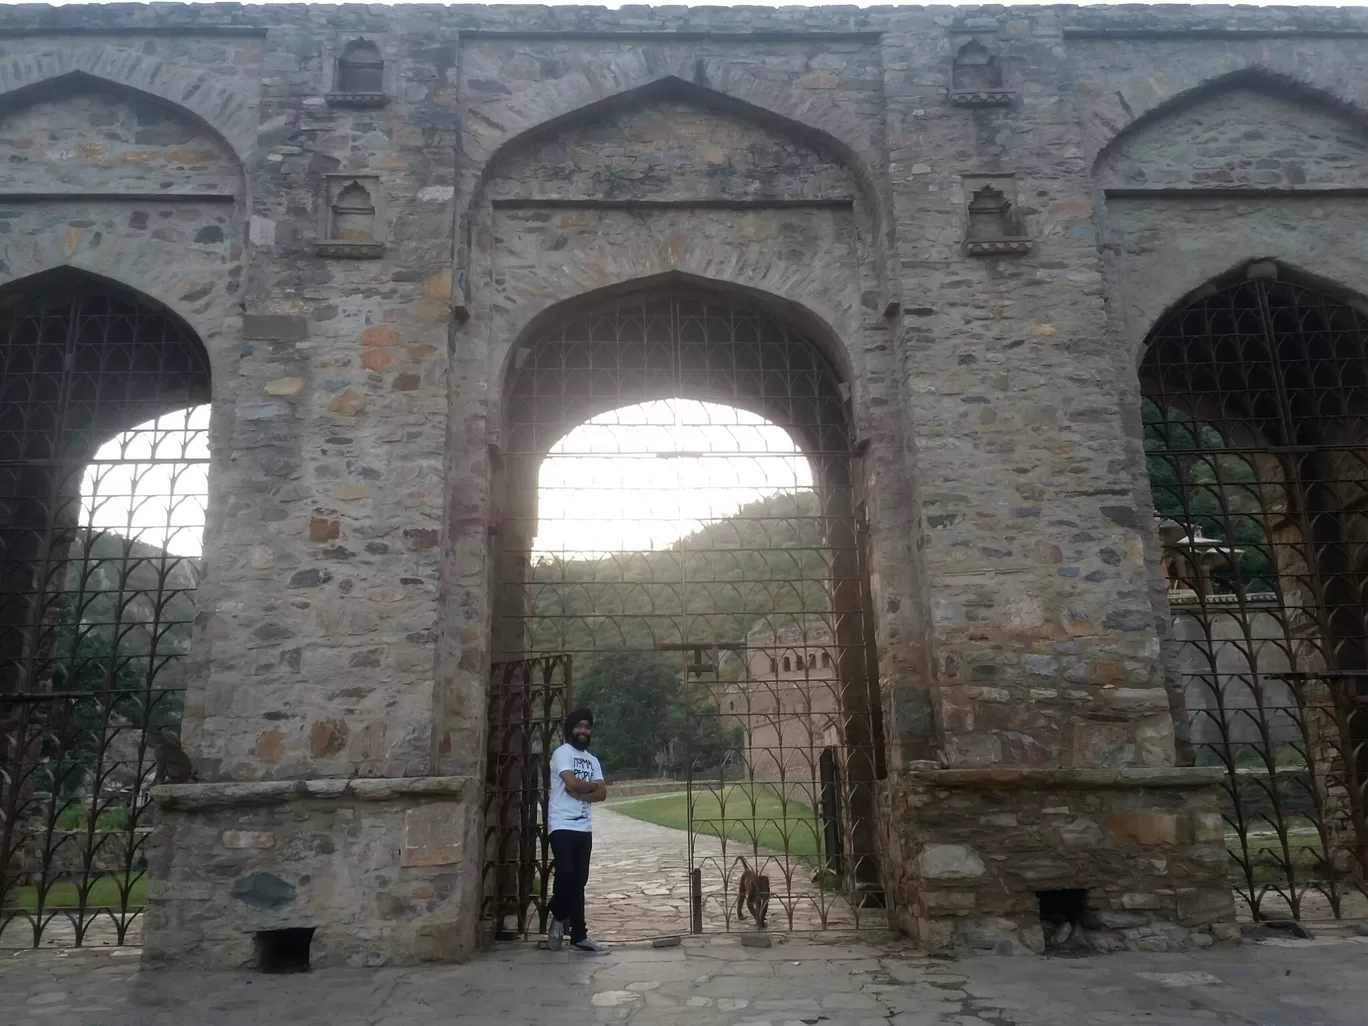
481, 654, 571, 941
490, 290, 885, 938
1142, 270, 1368, 923
0, 277, 209, 948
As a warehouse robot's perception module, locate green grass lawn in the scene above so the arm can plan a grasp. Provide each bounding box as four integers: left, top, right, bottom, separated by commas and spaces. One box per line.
609, 784, 824, 860
12, 873, 146, 912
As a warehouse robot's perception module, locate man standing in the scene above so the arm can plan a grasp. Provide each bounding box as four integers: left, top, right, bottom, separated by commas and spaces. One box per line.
546, 706, 610, 954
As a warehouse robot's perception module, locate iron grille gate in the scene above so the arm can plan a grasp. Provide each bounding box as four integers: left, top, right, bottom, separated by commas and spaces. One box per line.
493, 290, 886, 940
481, 654, 571, 940
0, 278, 209, 948
1143, 269, 1368, 924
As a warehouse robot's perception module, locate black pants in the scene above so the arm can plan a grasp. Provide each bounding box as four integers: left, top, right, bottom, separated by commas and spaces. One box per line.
549, 829, 593, 943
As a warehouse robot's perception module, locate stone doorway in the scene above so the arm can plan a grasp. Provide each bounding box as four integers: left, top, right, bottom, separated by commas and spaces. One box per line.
1141, 262, 1368, 925
482, 285, 888, 941
0, 270, 211, 950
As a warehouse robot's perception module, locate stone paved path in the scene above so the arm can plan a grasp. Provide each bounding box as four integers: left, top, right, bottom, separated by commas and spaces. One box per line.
584, 802, 884, 942
4, 932, 1368, 1026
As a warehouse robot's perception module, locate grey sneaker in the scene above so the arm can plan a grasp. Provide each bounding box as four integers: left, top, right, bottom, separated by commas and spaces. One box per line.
547, 917, 565, 951
570, 936, 611, 955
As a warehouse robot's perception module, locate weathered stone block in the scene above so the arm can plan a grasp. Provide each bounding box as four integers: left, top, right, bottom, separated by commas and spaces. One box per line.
1107, 812, 1181, 846
242, 315, 308, 340
915, 844, 985, 881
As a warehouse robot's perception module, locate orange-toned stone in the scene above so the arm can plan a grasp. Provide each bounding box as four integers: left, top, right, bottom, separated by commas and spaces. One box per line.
255, 728, 285, 761
361, 348, 392, 372
1107, 812, 1181, 846
328, 388, 365, 416
1048, 197, 1093, 219
309, 517, 340, 542
164, 148, 219, 165
310, 718, 349, 757
361, 325, 399, 347
423, 270, 451, 300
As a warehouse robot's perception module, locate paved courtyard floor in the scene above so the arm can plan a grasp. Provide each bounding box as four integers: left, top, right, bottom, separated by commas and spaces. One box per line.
3, 931, 1368, 1026
585, 803, 882, 942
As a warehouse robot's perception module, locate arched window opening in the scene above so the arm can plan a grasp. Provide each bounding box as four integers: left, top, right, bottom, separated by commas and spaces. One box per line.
336, 40, 384, 95
0, 274, 211, 945
821, 651, 832, 669
485, 287, 887, 933
330, 179, 377, 242
950, 41, 1011, 107
1139, 265, 1368, 922
952, 41, 1003, 91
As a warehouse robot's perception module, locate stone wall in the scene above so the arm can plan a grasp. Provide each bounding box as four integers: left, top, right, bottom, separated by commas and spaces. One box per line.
145, 778, 469, 969
4, 2, 1368, 965
886, 769, 1238, 954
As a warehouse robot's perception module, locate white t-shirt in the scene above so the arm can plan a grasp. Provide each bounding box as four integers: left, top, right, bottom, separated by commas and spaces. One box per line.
548, 743, 603, 834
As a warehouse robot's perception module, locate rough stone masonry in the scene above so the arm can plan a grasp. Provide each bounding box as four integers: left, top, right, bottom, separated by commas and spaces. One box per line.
7, 0, 1368, 967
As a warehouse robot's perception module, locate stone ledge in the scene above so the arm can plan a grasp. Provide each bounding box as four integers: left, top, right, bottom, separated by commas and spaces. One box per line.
151, 775, 469, 810
908, 767, 1225, 791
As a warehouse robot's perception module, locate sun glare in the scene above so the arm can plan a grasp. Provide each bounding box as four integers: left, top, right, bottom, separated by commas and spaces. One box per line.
533, 399, 812, 557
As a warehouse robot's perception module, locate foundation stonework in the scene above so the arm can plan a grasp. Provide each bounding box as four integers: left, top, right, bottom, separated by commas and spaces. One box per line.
11, 1, 1368, 965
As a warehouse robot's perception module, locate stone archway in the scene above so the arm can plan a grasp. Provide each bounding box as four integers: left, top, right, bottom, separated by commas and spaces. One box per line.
480, 280, 887, 939
0, 268, 212, 949
1138, 261, 1368, 920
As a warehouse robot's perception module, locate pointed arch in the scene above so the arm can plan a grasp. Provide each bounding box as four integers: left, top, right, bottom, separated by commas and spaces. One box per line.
1093, 67, 1368, 175
459, 73, 897, 312
1130, 258, 1368, 368
498, 270, 852, 402
0, 228, 236, 386
0, 45, 254, 163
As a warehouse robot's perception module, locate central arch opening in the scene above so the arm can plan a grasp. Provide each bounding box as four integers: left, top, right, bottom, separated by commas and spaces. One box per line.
482, 286, 885, 943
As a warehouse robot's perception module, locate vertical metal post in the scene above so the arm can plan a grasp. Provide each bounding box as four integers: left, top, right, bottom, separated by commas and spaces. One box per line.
690, 868, 703, 934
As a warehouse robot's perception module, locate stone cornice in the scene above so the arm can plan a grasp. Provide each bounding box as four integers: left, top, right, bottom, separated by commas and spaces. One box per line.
152, 775, 469, 810
906, 766, 1226, 790
2, 6, 1368, 41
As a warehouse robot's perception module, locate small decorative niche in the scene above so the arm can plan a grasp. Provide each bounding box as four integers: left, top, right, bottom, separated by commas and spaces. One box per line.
963, 182, 1031, 256
328, 39, 388, 108
950, 41, 1013, 108
254, 927, 315, 973
316, 175, 385, 259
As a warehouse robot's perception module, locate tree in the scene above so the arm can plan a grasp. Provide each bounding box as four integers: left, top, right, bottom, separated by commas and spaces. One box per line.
1143, 399, 1275, 593
573, 649, 742, 778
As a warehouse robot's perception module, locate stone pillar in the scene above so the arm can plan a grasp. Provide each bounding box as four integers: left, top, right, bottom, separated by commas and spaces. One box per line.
146, 10, 471, 969
874, 11, 1236, 953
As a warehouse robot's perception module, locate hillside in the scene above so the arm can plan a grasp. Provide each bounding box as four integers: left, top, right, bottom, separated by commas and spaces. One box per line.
47, 528, 200, 696
524, 489, 840, 662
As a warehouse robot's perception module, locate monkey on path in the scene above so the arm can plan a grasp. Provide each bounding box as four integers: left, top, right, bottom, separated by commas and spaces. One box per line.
735, 858, 771, 929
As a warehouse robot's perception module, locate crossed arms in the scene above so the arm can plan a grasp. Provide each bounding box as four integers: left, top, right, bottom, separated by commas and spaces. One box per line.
560, 770, 607, 803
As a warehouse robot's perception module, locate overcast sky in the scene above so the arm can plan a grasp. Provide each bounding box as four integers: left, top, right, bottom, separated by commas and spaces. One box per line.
85, 400, 810, 559
534, 400, 810, 557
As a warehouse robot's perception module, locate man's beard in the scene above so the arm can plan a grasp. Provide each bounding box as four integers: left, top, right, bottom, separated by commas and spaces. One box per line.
569, 734, 591, 751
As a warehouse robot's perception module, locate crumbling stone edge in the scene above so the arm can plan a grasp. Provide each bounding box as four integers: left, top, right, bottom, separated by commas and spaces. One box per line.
150, 775, 469, 811
906, 766, 1226, 790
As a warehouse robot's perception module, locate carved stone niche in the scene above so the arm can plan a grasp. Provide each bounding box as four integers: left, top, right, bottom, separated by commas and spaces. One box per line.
327, 39, 388, 108
963, 180, 1031, 256
316, 175, 385, 259
950, 40, 1014, 108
